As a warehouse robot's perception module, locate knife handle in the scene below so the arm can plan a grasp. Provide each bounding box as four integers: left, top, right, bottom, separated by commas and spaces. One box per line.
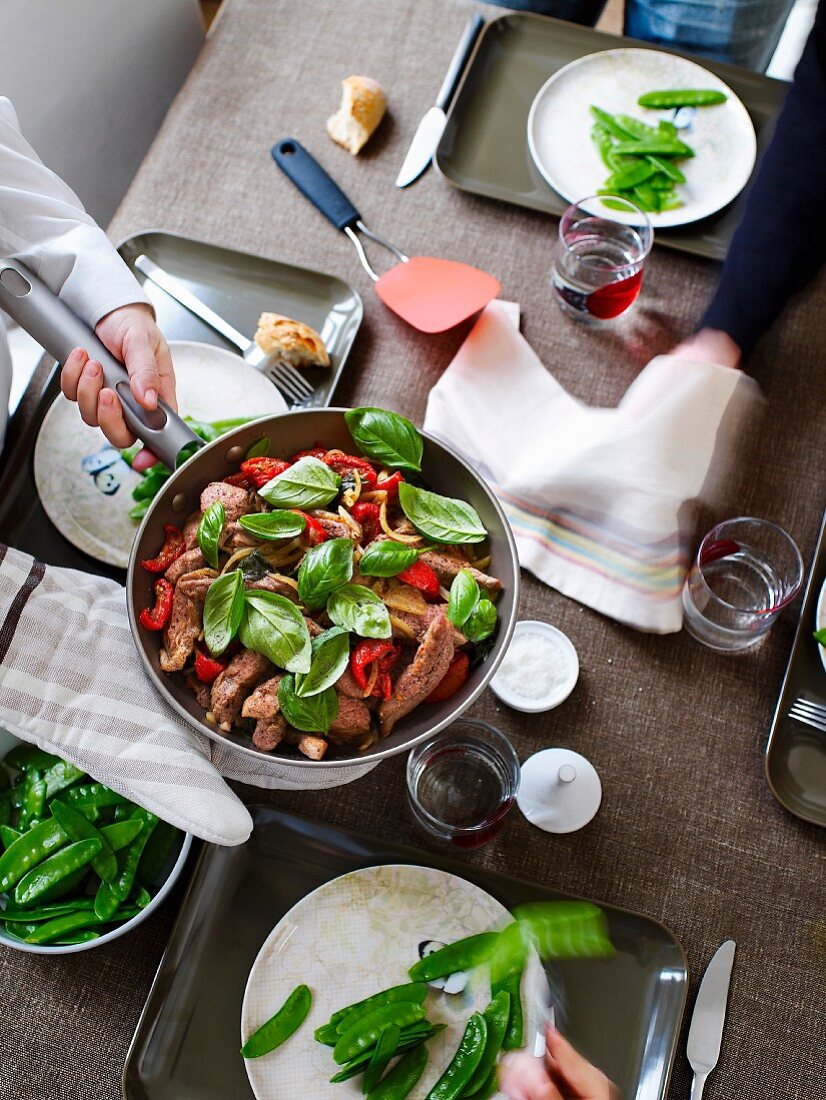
271, 139, 360, 232
690, 1071, 708, 1100
435, 13, 484, 111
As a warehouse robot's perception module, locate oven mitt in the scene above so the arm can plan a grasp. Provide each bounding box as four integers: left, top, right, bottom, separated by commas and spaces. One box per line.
425, 300, 759, 634
0, 546, 377, 845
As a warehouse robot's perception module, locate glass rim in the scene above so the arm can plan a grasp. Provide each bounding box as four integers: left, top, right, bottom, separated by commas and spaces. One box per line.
693, 516, 804, 615
406, 719, 520, 835
559, 194, 654, 270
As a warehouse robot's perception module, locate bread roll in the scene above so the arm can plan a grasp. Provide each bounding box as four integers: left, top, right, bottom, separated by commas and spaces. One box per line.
254, 313, 330, 369
327, 75, 386, 155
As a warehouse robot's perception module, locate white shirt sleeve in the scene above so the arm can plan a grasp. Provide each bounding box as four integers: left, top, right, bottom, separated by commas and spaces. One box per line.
0, 96, 150, 329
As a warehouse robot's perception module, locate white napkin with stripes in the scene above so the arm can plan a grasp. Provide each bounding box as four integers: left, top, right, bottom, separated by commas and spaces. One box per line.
0, 546, 375, 845
424, 301, 757, 633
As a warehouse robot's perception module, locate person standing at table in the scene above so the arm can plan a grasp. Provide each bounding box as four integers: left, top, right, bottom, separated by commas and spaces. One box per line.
0, 95, 177, 450
673, 0, 826, 369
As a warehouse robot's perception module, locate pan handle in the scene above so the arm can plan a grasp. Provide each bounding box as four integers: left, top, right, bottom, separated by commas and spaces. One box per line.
0, 258, 202, 470
271, 139, 360, 231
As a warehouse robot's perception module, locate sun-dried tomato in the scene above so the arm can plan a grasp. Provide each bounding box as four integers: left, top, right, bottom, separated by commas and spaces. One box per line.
138, 578, 174, 631
139, 525, 186, 573
398, 560, 440, 601
240, 457, 291, 489
351, 640, 401, 698
194, 646, 229, 684
425, 651, 470, 703
351, 502, 382, 544
322, 452, 378, 489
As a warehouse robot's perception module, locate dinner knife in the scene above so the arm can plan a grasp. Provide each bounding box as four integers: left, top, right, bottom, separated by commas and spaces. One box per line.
395, 13, 484, 188
686, 940, 736, 1099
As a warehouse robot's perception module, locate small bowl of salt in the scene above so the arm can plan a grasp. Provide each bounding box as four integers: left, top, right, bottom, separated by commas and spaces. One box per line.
489, 620, 579, 713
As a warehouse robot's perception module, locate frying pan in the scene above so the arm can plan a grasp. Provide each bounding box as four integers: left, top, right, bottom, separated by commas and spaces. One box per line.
271, 140, 501, 334
0, 258, 520, 771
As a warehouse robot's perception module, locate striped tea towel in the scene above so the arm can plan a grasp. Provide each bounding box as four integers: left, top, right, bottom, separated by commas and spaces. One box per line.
0, 547, 375, 845
424, 301, 756, 633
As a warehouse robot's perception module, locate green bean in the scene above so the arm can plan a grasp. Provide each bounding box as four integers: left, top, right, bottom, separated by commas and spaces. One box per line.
14, 838, 101, 907
334, 1002, 426, 1065
613, 139, 693, 157
409, 932, 500, 983
424, 1012, 487, 1100
638, 89, 727, 108
240, 984, 312, 1058
51, 800, 117, 883
366, 1044, 428, 1099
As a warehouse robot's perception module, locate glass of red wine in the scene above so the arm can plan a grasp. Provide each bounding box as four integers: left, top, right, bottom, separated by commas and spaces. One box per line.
406, 720, 520, 849
552, 195, 653, 324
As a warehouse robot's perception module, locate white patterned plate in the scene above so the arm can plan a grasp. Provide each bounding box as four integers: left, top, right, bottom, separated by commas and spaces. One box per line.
33, 340, 287, 568
816, 578, 826, 674
241, 864, 529, 1100
527, 48, 756, 228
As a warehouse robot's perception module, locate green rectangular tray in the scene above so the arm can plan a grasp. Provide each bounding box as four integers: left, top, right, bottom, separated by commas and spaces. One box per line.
121, 807, 687, 1100
436, 13, 788, 261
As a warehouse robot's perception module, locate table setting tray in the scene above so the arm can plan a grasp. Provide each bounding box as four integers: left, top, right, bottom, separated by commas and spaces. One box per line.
122, 806, 687, 1100
435, 12, 787, 261
766, 506, 826, 827
0, 231, 363, 574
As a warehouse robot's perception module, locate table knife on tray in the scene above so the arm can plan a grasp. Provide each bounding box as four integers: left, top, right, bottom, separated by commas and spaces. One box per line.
687, 940, 736, 1099
395, 13, 484, 188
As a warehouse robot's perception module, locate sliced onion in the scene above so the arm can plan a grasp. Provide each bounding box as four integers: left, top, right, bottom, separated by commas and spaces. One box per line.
379, 500, 421, 544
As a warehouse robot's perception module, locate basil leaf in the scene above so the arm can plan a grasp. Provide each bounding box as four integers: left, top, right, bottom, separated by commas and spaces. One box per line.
278, 674, 338, 735
245, 436, 270, 459
398, 482, 487, 545
447, 569, 481, 629
344, 407, 423, 472
239, 590, 311, 673
327, 584, 392, 639
197, 501, 225, 569
297, 538, 354, 610
203, 570, 245, 656
814, 628, 826, 646
258, 456, 340, 509
359, 539, 421, 578
464, 597, 497, 643
239, 511, 307, 541
295, 627, 350, 698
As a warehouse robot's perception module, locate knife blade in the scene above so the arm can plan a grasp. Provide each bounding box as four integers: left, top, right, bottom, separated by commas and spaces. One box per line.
686, 940, 736, 1099
395, 13, 484, 188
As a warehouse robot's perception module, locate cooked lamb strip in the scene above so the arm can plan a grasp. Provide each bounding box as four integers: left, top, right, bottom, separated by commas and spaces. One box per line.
329, 695, 372, 739
217, 520, 262, 550
417, 549, 502, 595
200, 482, 255, 524
159, 590, 201, 672
379, 609, 453, 735
211, 649, 271, 730
184, 670, 212, 711
335, 665, 365, 699
182, 511, 202, 549
304, 616, 323, 637
391, 605, 466, 647
248, 574, 302, 604
241, 675, 283, 721
313, 515, 352, 540
176, 570, 216, 602
165, 547, 205, 584
282, 728, 328, 760
252, 715, 287, 751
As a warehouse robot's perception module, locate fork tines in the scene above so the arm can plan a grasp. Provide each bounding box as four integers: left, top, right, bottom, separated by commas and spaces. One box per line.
266, 361, 316, 404
788, 697, 826, 733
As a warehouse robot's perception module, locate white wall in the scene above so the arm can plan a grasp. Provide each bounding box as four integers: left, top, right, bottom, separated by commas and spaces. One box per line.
0, 0, 205, 226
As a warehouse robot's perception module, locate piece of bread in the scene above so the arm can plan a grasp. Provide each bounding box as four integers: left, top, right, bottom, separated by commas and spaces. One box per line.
327, 75, 386, 155
254, 313, 330, 369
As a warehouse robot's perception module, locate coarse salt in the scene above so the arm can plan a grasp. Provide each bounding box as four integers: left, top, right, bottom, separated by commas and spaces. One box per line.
495, 632, 571, 700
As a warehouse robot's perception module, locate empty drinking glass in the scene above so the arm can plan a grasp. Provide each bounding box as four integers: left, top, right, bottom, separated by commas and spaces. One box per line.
406, 719, 520, 849
682, 517, 804, 652
552, 195, 653, 323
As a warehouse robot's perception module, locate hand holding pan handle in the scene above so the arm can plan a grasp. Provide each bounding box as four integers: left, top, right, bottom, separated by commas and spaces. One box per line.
0, 258, 201, 469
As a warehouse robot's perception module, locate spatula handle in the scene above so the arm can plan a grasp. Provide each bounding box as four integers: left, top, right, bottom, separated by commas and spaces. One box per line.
271, 139, 360, 231
0, 258, 201, 469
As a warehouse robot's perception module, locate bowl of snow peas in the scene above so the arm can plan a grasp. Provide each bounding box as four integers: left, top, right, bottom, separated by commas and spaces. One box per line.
0, 729, 191, 954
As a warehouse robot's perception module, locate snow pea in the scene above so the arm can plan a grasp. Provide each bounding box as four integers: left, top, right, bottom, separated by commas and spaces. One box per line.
62, 783, 129, 809
409, 932, 500, 983
334, 1001, 426, 1065
3, 745, 59, 773
22, 908, 105, 945
18, 770, 46, 829
137, 819, 179, 886
0, 825, 22, 849
591, 123, 617, 170
0, 817, 69, 891
3, 898, 95, 923
616, 113, 659, 140
318, 982, 429, 1042
632, 181, 661, 213
335, 983, 428, 1035
0, 766, 8, 790
42, 760, 85, 799
94, 808, 156, 920
491, 972, 524, 1051
35, 865, 87, 904
362, 1022, 401, 1094
53, 931, 101, 945
463, 991, 511, 1095
613, 138, 694, 157
604, 160, 657, 191
0, 792, 10, 828
366, 1043, 429, 1099
240, 983, 312, 1058
638, 89, 726, 108
590, 105, 634, 141
14, 838, 102, 907
132, 884, 152, 909
330, 1025, 444, 1084
648, 156, 686, 184
463, 1068, 498, 1100
51, 800, 117, 883
100, 819, 144, 851
425, 1013, 487, 1100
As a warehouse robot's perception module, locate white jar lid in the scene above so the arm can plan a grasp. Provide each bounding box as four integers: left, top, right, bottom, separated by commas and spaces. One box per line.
517, 748, 602, 833
489, 620, 579, 713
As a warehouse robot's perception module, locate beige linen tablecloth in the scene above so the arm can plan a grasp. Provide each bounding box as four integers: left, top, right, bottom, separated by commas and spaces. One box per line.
1, 2, 824, 1098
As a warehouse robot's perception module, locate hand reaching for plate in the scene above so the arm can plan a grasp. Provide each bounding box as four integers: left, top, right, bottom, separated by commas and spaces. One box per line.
671, 327, 742, 370
500, 1027, 620, 1100
60, 303, 178, 448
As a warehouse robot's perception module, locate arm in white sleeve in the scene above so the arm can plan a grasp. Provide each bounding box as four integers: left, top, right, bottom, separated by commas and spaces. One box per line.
0, 96, 150, 330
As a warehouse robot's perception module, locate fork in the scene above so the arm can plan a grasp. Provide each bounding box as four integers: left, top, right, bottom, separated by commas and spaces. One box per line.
788, 697, 826, 733
133, 254, 316, 406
